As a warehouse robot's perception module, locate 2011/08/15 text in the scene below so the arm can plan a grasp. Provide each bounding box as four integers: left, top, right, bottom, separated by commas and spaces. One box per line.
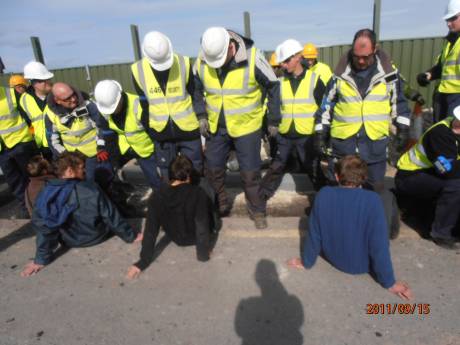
366, 304, 430, 315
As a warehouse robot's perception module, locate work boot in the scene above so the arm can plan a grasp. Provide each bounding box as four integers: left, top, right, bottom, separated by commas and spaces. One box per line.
206, 168, 230, 216
431, 237, 460, 250
251, 212, 268, 229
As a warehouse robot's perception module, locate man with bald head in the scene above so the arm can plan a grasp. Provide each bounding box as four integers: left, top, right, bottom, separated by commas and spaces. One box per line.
45, 82, 112, 185
314, 29, 411, 192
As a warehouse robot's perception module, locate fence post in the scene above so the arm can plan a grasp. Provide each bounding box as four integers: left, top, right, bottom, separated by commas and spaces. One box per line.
373, 0, 381, 41
244, 11, 251, 39
131, 25, 142, 61
30, 37, 45, 64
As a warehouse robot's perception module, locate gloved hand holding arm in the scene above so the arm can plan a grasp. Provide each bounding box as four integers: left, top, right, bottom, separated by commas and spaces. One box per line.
416, 72, 431, 87
199, 118, 210, 138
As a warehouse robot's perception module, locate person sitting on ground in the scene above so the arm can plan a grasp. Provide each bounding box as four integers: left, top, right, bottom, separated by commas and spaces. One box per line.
25, 155, 55, 217
21, 151, 141, 277
288, 155, 413, 300
126, 155, 220, 279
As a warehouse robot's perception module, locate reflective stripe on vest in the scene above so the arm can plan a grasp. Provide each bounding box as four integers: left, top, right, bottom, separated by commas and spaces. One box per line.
46, 107, 97, 157
279, 70, 319, 135
131, 54, 198, 132
196, 47, 264, 138
106, 94, 154, 158
20, 93, 49, 148
397, 118, 454, 171
0, 87, 33, 148
310, 62, 333, 85
331, 78, 392, 140
439, 38, 460, 93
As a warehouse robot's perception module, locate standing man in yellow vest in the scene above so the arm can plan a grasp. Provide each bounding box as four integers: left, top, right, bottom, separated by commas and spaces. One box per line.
315, 29, 411, 191
302, 43, 333, 87
396, 108, 460, 250
0, 85, 38, 214
260, 39, 325, 199
93, 80, 161, 190
195, 27, 281, 229
21, 61, 54, 160
417, 0, 460, 122
45, 82, 113, 187
131, 31, 202, 181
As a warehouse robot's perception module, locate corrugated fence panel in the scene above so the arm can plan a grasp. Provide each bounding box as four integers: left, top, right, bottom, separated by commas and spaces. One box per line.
0, 36, 447, 107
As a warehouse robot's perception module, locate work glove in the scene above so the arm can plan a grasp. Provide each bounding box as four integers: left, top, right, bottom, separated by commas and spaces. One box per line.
395, 126, 410, 152
96, 150, 110, 162
199, 119, 210, 138
416, 72, 430, 87
408, 90, 425, 105
313, 132, 328, 159
267, 125, 279, 138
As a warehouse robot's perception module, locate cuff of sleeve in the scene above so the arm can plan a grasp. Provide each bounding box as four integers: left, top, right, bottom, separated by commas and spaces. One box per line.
396, 116, 410, 127
134, 261, 147, 271
197, 113, 208, 120
381, 277, 396, 289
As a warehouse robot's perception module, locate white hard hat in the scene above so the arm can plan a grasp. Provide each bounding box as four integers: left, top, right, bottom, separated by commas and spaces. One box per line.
276, 39, 303, 64
201, 27, 230, 68
444, 0, 460, 20
94, 80, 123, 115
23, 61, 54, 80
453, 105, 460, 120
142, 31, 174, 71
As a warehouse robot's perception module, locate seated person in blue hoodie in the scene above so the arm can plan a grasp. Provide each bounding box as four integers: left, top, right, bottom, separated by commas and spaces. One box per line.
21, 151, 141, 277
288, 155, 413, 300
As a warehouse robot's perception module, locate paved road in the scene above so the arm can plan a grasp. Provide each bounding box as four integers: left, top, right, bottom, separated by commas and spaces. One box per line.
0, 218, 459, 345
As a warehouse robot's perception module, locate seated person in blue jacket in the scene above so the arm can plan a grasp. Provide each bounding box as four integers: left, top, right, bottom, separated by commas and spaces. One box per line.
21, 151, 141, 277
288, 155, 413, 300
126, 155, 219, 279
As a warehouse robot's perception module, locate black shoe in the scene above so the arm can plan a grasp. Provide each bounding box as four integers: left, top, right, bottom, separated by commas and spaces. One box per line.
431, 237, 460, 250
218, 203, 231, 217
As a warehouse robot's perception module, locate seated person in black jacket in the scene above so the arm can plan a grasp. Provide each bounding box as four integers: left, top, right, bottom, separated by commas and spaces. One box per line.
21, 151, 141, 277
127, 155, 219, 279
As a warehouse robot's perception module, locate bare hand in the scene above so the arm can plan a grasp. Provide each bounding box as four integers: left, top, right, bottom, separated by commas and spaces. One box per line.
21, 262, 45, 277
134, 232, 143, 243
287, 257, 304, 269
388, 281, 413, 300
126, 265, 141, 280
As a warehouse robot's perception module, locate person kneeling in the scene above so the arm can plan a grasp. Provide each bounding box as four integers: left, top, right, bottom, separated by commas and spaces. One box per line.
21, 151, 141, 277
288, 155, 413, 300
127, 155, 219, 279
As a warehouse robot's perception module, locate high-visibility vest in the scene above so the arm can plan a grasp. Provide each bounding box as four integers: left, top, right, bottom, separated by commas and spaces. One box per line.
310, 62, 333, 86
196, 47, 264, 138
19, 93, 49, 148
279, 70, 319, 135
331, 78, 392, 140
131, 54, 199, 133
46, 105, 97, 157
397, 117, 456, 171
439, 38, 460, 93
0, 87, 33, 149
101, 93, 154, 158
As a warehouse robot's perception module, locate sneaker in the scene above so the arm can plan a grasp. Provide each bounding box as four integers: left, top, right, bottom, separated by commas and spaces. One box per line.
252, 213, 268, 229
431, 237, 460, 250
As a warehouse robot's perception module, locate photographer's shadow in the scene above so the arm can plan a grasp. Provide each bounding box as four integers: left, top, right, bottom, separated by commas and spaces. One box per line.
234, 259, 304, 345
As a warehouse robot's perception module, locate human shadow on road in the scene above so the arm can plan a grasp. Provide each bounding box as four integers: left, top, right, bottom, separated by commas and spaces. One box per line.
0, 222, 34, 253
234, 259, 304, 345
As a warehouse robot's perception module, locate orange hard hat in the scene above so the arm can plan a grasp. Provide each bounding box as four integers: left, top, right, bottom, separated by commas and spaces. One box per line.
269, 52, 279, 67
303, 43, 318, 59
9, 74, 28, 88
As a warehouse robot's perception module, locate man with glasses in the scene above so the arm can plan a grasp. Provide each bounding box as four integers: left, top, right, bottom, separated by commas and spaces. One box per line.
20, 61, 54, 160
417, 0, 460, 122
315, 29, 411, 192
45, 82, 113, 187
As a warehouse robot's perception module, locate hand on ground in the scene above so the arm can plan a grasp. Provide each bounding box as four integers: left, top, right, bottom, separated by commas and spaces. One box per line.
134, 232, 143, 243
287, 257, 304, 269
21, 262, 44, 277
389, 281, 413, 300
126, 265, 141, 280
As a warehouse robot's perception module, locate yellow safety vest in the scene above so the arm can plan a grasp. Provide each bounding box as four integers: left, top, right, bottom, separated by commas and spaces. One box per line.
331, 78, 392, 140
46, 105, 97, 157
310, 62, 333, 86
439, 38, 460, 93
196, 47, 264, 138
102, 93, 154, 158
397, 117, 456, 171
19, 93, 49, 148
0, 87, 33, 149
131, 54, 199, 133
279, 70, 319, 135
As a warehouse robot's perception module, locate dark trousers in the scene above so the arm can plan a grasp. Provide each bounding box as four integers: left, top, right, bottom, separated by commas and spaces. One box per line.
85, 157, 114, 190
0, 141, 38, 208
205, 127, 266, 214
155, 138, 203, 180
432, 91, 460, 123
395, 170, 460, 240
260, 134, 317, 199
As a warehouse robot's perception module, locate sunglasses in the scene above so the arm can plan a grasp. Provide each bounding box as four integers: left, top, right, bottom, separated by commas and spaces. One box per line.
447, 15, 458, 22
352, 53, 375, 62
281, 55, 295, 64
58, 92, 76, 102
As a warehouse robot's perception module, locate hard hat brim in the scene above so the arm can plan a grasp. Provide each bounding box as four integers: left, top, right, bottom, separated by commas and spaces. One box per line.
202, 45, 229, 69
453, 105, 460, 120
24, 71, 54, 80
443, 10, 460, 20
146, 53, 174, 72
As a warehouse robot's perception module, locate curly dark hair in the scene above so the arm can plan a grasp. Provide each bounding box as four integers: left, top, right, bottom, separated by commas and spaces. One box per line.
335, 155, 368, 187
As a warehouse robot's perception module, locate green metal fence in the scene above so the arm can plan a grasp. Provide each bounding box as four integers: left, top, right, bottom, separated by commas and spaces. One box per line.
1, 36, 445, 107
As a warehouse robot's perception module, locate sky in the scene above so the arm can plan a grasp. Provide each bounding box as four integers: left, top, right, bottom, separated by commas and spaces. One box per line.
0, 0, 448, 73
